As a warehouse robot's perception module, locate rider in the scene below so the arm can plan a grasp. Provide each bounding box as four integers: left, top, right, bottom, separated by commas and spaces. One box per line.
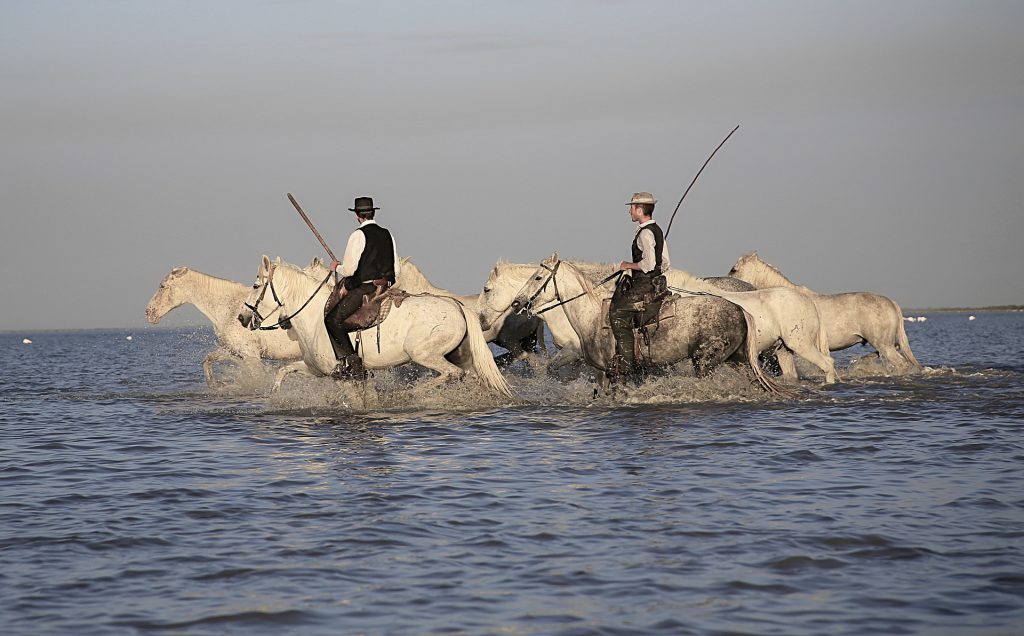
610, 192, 671, 383
325, 196, 401, 380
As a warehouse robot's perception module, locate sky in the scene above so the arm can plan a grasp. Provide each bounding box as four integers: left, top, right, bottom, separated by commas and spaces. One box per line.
2, 0, 1022, 330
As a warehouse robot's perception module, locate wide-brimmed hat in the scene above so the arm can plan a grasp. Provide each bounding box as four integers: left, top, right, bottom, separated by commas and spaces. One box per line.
626, 192, 657, 206
349, 196, 380, 212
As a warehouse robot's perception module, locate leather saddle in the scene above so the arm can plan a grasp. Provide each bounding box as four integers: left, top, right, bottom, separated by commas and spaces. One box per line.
339, 286, 409, 331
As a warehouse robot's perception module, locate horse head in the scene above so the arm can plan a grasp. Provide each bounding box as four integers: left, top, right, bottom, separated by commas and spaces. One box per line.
727, 250, 760, 278
477, 262, 520, 330
238, 255, 284, 330
509, 253, 561, 317
145, 267, 190, 324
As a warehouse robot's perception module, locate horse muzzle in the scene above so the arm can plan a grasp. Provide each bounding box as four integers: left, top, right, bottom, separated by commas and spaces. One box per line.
510, 299, 533, 317
238, 312, 257, 330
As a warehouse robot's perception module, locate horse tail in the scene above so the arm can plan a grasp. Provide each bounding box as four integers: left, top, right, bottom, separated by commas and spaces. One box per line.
892, 300, 922, 370
740, 309, 798, 398
457, 302, 515, 399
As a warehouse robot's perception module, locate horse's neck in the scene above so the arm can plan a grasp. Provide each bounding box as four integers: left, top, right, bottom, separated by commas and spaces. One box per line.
748, 261, 798, 289
181, 272, 246, 328
276, 270, 333, 366
551, 267, 605, 342
398, 267, 457, 297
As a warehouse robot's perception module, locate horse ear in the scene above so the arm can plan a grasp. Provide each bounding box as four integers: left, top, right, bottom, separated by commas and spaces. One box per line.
273, 256, 282, 264
309, 257, 322, 268
751, 250, 758, 258
261, 254, 271, 274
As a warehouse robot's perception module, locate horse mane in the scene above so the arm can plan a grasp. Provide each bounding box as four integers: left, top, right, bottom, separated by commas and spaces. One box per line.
169, 267, 246, 295
735, 252, 800, 289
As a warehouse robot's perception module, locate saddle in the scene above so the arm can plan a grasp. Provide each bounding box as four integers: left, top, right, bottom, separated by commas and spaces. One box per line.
339, 286, 410, 331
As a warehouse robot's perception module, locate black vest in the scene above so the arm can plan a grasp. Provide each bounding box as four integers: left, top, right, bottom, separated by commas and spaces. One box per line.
351, 223, 396, 285
631, 222, 664, 277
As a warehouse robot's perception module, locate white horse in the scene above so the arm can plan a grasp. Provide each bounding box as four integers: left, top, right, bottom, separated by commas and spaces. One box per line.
146, 267, 302, 386
237, 256, 513, 398
477, 261, 758, 373
488, 254, 794, 395
305, 257, 548, 365
728, 251, 920, 371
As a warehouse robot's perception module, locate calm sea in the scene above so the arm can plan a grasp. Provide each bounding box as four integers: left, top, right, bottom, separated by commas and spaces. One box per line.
2, 312, 1023, 635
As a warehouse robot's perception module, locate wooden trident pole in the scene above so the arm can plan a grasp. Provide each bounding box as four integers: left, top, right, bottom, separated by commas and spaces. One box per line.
664, 125, 740, 239
287, 193, 339, 263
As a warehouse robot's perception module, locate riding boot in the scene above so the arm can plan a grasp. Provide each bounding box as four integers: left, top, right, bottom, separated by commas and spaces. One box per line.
610, 311, 637, 364
331, 354, 367, 381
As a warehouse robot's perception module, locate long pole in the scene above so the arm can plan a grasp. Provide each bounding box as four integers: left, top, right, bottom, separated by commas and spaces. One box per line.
287, 193, 338, 263
664, 125, 740, 239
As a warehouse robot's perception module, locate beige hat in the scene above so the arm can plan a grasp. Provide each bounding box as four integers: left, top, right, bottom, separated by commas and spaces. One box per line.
626, 192, 657, 206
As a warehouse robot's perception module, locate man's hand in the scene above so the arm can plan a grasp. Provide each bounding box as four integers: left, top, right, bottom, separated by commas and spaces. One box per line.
619, 261, 636, 271
329, 259, 340, 272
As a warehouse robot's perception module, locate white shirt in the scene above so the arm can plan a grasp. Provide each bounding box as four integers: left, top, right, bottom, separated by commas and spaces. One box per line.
335, 220, 402, 280
635, 220, 671, 273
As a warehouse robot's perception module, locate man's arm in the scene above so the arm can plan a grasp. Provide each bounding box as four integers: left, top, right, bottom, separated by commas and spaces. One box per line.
391, 235, 402, 279
339, 230, 365, 277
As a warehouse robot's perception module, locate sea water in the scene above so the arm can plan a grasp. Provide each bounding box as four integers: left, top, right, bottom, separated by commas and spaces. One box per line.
1, 312, 1022, 635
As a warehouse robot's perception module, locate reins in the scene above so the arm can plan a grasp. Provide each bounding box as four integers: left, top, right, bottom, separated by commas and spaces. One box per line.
522, 260, 625, 316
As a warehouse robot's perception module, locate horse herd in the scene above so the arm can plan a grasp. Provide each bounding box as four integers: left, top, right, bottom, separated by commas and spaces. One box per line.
145, 251, 920, 399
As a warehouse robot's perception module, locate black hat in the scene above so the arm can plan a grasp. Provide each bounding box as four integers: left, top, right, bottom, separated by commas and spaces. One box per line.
349, 196, 380, 212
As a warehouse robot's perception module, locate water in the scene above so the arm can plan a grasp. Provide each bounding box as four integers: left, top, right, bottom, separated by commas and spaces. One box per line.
2, 313, 1023, 635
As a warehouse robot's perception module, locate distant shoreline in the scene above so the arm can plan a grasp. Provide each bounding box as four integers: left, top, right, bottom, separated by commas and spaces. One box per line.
904, 305, 1024, 314
3, 306, 1024, 334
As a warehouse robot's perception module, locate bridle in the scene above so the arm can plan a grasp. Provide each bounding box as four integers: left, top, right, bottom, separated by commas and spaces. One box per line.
515, 259, 624, 317
244, 264, 286, 329
245, 263, 333, 331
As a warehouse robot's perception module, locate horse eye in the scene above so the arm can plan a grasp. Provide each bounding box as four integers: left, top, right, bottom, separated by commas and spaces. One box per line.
252, 283, 259, 289
534, 275, 542, 281
483, 287, 491, 294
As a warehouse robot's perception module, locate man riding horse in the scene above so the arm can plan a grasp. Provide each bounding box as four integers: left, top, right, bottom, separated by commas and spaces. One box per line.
324, 196, 402, 380
610, 192, 671, 384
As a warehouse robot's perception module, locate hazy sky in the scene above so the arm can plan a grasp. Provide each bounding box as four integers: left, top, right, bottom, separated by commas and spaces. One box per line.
2, 0, 1022, 330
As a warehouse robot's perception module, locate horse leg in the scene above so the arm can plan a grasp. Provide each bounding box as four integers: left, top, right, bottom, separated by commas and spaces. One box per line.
273, 361, 312, 392
546, 345, 582, 374
202, 347, 238, 387
775, 346, 799, 382
411, 343, 468, 387
535, 324, 548, 354
784, 336, 838, 384
874, 342, 908, 373
692, 339, 728, 378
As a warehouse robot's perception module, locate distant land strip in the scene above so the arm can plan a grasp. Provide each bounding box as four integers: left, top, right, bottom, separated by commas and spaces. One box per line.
905, 305, 1024, 313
